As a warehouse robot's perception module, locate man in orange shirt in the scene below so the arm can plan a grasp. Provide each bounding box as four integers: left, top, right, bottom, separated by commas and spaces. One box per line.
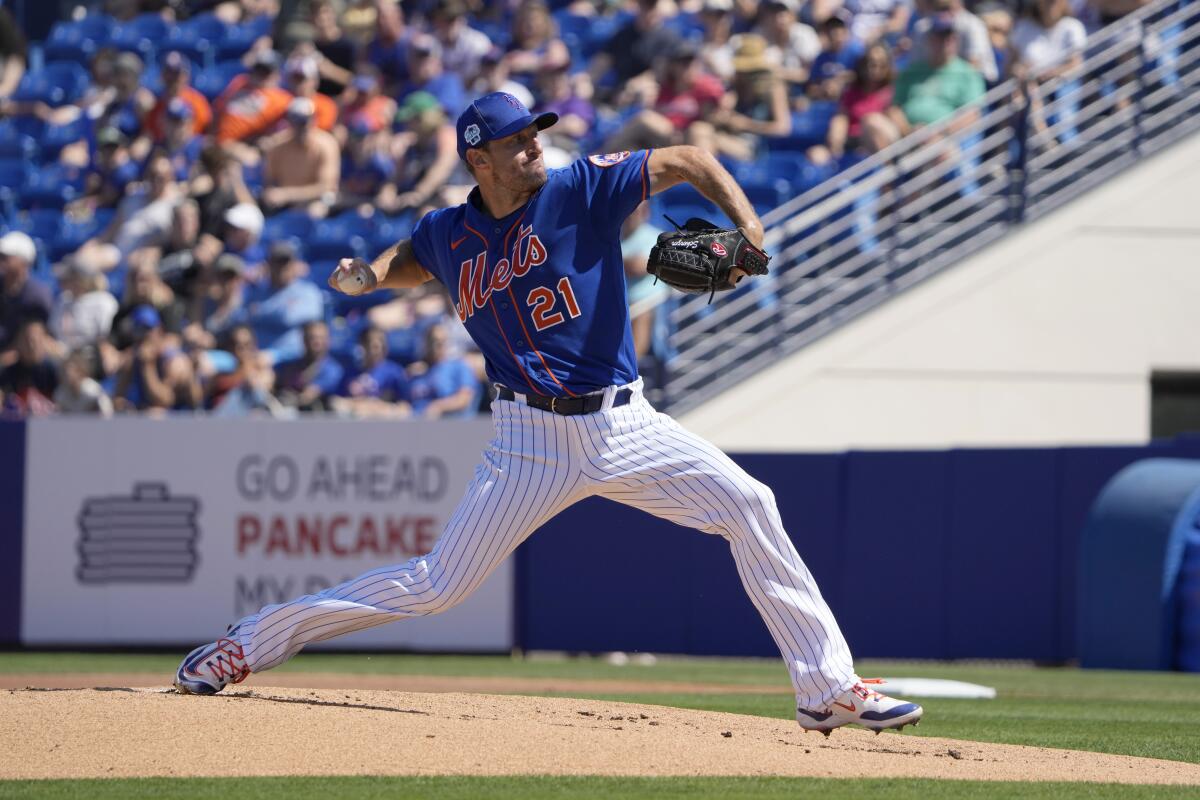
214, 50, 292, 145
145, 52, 212, 143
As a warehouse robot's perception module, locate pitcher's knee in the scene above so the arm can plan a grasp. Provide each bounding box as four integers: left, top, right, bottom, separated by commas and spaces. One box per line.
374, 557, 465, 616
711, 477, 779, 536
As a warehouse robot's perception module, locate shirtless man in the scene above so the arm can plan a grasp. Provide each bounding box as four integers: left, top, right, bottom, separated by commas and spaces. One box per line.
261, 98, 341, 216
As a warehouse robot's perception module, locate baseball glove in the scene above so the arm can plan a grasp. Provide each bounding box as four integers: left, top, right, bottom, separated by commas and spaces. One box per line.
647, 218, 770, 303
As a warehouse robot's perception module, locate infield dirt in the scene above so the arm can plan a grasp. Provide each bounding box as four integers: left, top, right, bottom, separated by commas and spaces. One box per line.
2, 683, 1199, 785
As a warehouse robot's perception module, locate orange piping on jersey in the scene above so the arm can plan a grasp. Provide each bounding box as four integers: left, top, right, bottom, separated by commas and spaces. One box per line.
462, 219, 542, 396
501, 208, 579, 399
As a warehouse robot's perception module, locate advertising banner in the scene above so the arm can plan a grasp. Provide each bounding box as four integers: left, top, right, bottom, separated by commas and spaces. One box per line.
21, 417, 508, 650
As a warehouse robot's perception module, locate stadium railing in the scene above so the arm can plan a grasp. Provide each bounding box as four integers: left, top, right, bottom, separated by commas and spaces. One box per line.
650, 0, 1200, 415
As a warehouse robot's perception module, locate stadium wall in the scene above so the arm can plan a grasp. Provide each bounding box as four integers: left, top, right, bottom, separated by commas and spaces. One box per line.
681, 132, 1200, 452
3, 418, 1199, 665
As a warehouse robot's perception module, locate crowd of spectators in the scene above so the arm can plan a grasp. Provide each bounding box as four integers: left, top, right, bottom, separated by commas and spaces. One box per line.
0, 0, 1141, 418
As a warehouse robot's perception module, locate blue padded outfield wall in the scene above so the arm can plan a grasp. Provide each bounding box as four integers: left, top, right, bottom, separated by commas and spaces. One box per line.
3, 418, 1200, 665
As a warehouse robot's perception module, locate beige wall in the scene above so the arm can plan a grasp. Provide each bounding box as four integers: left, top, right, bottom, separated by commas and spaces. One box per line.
680, 134, 1200, 451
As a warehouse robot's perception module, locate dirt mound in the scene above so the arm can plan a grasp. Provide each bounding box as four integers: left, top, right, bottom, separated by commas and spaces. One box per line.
3, 686, 1198, 784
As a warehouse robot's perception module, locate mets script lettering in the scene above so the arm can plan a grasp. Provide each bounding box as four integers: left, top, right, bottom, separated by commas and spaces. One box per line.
455, 225, 548, 321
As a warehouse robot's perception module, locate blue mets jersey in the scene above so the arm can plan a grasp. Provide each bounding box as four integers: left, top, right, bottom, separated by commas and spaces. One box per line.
411, 149, 651, 397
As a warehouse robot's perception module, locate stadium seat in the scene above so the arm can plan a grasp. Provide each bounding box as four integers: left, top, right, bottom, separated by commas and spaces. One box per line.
764, 102, 839, 152
216, 16, 271, 61
306, 232, 366, 262
0, 122, 37, 161
19, 164, 84, 210
194, 60, 247, 101
662, 11, 704, 40
110, 13, 172, 62
40, 117, 88, 163
262, 210, 313, 244
164, 14, 230, 69
12, 61, 90, 105
41, 15, 115, 66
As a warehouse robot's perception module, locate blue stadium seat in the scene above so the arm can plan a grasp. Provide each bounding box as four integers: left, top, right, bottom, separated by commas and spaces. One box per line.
370, 214, 414, 255
41, 15, 116, 66
40, 117, 89, 162
19, 209, 65, 243
194, 60, 247, 101
0, 159, 30, 218
764, 102, 839, 152
20, 164, 84, 210
582, 12, 632, 59
306, 233, 366, 262
216, 17, 270, 61
0, 122, 37, 161
328, 211, 379, 240
12, 61, 90, 105
164, 14, 230, 69
662, 11, 704, 40
262, 210, 313, 244
110, 13, 172, 62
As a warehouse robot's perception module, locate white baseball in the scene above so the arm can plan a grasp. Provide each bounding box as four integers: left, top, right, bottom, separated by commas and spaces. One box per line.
336, 264, 369, 294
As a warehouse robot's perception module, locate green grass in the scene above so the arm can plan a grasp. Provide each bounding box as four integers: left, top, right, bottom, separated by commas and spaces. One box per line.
4, 652, 1200, 765
0, 776, 1196, 800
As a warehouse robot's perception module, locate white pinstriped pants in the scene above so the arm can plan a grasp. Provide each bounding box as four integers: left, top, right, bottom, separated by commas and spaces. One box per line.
240, 381, 857, 707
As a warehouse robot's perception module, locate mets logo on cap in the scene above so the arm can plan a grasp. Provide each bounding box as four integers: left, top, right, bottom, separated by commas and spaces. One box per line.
464, 124, 482, 146
588, 151, 631, 167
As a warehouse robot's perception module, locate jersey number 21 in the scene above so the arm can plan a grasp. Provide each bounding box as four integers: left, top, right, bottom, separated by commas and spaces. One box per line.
527, 277, 582, 332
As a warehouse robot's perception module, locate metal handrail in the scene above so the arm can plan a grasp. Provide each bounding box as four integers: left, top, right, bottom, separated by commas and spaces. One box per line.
650, 0, 1200, 414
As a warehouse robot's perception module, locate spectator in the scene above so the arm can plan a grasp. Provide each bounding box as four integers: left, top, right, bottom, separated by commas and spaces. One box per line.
696, 35, 792, 161
982, 7, 1015, 79
0, 232, 52, 364
338, 74, 397, 134
112, 305, 202, 412
110, 260, 187, 351
845, 0, 912, 45
310, 0, 359, 97
1011, 0, 1086, 140
533, 62, 596, 153
887, 17, 986, 135
505, 0, 571, 82
49, 261, 119, 353
808, 43, 900, 165
698, 0, 739, 82
604, 41, 727, 152
99, 52, 155, 147
208, 323, 281, 415
365, 0, 412, 91
407, 322, 478, 418
184, 253, 248, 351
143, 52, 213, 144
283, 54, 338, 131
212, 201, 268, 267
262, 97, 341, 216
756, 0, 822, 87
67, 152, 184, 276
214, 50, 293, 148
337, 119, 395, 213
0, 318, 58, 415
54, 348, 113, 416
807, 10, 866, 101
244, 240, 324, 364
396, 34, 468, 118
620, 203, 669, 359
191, 146, 258, 238
593, 0, 680, 89
335, 325, 411, 418
384, 91, 463, 213
78, 126, 140, 212
911, 0, 1000, 84
160, 100, 206, 182
471, 46, 535, 110
1010, 0, 1086, 79
0, 4, 27, 100
430, 0, 492, 84
274, 320, 343, 412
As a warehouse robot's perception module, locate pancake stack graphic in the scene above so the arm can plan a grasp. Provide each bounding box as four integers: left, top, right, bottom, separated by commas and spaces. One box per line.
76, 483, 201, 583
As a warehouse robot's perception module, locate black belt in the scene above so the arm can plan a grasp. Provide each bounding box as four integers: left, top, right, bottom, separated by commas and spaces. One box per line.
496, 386, 633, 415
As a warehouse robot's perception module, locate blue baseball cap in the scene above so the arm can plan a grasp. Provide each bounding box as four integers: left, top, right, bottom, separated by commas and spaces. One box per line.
456, 92, 557, 161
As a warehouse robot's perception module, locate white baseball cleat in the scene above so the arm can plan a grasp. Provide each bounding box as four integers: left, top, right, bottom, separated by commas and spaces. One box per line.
174, 625, 251, 695
796, 679, 924, 736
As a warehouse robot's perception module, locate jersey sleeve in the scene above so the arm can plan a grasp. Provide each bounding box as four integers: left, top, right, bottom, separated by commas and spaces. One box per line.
567, 149, 652, 232
409, 209, 444, 285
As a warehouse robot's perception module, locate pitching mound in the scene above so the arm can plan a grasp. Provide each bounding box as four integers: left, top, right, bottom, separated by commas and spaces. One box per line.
2, 687, 1198, 784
